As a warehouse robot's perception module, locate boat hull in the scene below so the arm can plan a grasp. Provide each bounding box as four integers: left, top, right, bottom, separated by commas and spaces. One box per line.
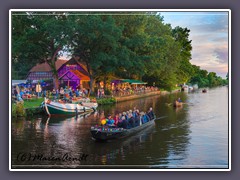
43, 98, 93, 116
91, 119, 155, 141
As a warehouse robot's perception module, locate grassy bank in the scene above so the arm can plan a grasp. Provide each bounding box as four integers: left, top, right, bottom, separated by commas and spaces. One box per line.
23, 97, 44, 109
12, 98, 44, 118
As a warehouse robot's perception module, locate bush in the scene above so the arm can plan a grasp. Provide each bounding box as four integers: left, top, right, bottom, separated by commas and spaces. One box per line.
97, 97, 116, 105
25, 107, 43, 116
12, 102, 26, 117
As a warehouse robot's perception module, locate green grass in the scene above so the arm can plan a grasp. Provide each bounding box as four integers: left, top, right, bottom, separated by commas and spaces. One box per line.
23, 97, 44, 109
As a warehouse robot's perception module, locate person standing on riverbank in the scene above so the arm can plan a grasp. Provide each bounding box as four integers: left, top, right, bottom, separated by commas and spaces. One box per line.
36, 83, 42, 98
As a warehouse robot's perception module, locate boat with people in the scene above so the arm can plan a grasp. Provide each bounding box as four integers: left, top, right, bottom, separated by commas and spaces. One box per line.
90, 108, 156, 141
173, 100, 183, 107
42, 98, 96, 116
202, 89, 207, 93
173, 97, 183, 107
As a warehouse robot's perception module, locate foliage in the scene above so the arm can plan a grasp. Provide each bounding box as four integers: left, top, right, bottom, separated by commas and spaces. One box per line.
97, 97, 116, 105
25, 107, 43, 116
12, 102, 26, 117
12, 11, 226, 91
189, 65, 228, 88
12, 12, 69, 88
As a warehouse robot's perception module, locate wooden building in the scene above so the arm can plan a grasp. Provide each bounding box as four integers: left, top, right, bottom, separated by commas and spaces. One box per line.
26, 57, 90, 89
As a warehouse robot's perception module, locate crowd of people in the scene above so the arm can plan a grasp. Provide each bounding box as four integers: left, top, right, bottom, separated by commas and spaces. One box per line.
12, 83, 159, 103
12, 84, 90, 102
100, 107, 155, 129
111, 86, 158, 97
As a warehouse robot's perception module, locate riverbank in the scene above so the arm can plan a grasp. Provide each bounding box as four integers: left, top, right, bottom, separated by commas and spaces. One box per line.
115, 89, 180, 102
12, 97, 44, 118
12, 89, 181, 117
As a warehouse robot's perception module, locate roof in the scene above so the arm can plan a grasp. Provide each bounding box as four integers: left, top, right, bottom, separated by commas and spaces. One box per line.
61, 57, 89, 75
112, 79, 147, 84
29, 59, 67, 72
122, 79, 147, 84
59, 70, 90, 81
29, 58, 89, 74
12, 80, 27, 86
70, 70, 90, 81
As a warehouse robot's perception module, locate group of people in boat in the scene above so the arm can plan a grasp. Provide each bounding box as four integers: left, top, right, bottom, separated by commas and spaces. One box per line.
173, 97, 183, 108
100, 107, 155, 129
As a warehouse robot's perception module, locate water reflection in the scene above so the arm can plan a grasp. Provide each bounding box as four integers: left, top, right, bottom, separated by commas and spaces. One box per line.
11, 87, 228, 168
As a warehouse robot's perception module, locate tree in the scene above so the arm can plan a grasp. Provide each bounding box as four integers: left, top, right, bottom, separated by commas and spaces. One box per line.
172, 26, 194, 83
69, 14, 123, 94
12, 12, 70, 88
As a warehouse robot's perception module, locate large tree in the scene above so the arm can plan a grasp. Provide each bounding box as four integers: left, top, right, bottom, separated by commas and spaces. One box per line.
12, 12, 69, 88
69, 14, 123, 93
172, 26, 194, 83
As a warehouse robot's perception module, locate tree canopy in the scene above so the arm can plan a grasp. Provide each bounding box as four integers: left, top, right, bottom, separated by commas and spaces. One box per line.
12, 11, 227, 91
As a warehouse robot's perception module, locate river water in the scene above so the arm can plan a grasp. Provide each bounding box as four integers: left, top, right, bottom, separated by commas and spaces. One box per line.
11, 86, 229, 169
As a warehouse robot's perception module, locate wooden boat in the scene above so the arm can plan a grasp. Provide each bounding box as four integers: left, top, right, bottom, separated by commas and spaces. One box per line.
43, 98, 94, 116
173, 100, 183, 107
90, 118, 156, 141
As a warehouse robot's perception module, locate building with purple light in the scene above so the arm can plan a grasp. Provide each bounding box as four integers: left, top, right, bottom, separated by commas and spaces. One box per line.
26, 57, 90, 90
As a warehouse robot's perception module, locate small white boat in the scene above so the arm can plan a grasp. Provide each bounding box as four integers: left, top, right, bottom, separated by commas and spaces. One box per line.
181, 85, 189, 92
188, 86, 193, 92
43, 98, 95, 116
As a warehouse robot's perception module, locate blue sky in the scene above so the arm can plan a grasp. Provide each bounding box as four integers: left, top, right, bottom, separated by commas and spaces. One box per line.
160, 11, 229, 78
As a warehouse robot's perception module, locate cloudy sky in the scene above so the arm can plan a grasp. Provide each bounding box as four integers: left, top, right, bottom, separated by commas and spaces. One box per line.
160, 11, 229, 78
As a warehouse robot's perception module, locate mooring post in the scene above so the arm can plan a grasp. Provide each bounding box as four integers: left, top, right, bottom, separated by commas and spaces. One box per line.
75, 107, 78, 117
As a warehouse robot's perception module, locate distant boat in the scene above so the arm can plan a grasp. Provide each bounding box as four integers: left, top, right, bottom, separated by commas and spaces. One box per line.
202, 89, 207, 93
173, 100, 183, 107
43, 98, 96, 116
193, 84, 198, 91
188, 86, 193, 92
181, 85, 188, 92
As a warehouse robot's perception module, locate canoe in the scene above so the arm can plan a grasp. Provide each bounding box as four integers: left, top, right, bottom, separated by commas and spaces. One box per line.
43, 98, 94, 116
173, 101, 183, 107
90, 118, 156, 141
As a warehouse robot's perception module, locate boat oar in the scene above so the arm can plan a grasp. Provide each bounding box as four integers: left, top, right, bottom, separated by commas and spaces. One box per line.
155, 116, 168, 120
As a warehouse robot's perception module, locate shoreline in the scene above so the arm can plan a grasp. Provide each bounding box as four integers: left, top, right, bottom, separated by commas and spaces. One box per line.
13, 89, 181, 117
115, 89, 180, 103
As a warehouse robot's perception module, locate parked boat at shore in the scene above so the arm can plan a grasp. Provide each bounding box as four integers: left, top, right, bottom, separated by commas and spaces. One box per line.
181, 85, 189, 92
42, 98, 96, 116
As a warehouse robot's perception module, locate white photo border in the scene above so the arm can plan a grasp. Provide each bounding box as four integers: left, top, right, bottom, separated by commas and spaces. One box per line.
9, 9, 231, 171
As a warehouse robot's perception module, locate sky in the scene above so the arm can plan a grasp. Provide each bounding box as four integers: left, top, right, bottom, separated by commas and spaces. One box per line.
160, 11, 229, 78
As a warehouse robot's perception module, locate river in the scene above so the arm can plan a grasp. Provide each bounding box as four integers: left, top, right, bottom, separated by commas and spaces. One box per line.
11, 86, 229, 169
